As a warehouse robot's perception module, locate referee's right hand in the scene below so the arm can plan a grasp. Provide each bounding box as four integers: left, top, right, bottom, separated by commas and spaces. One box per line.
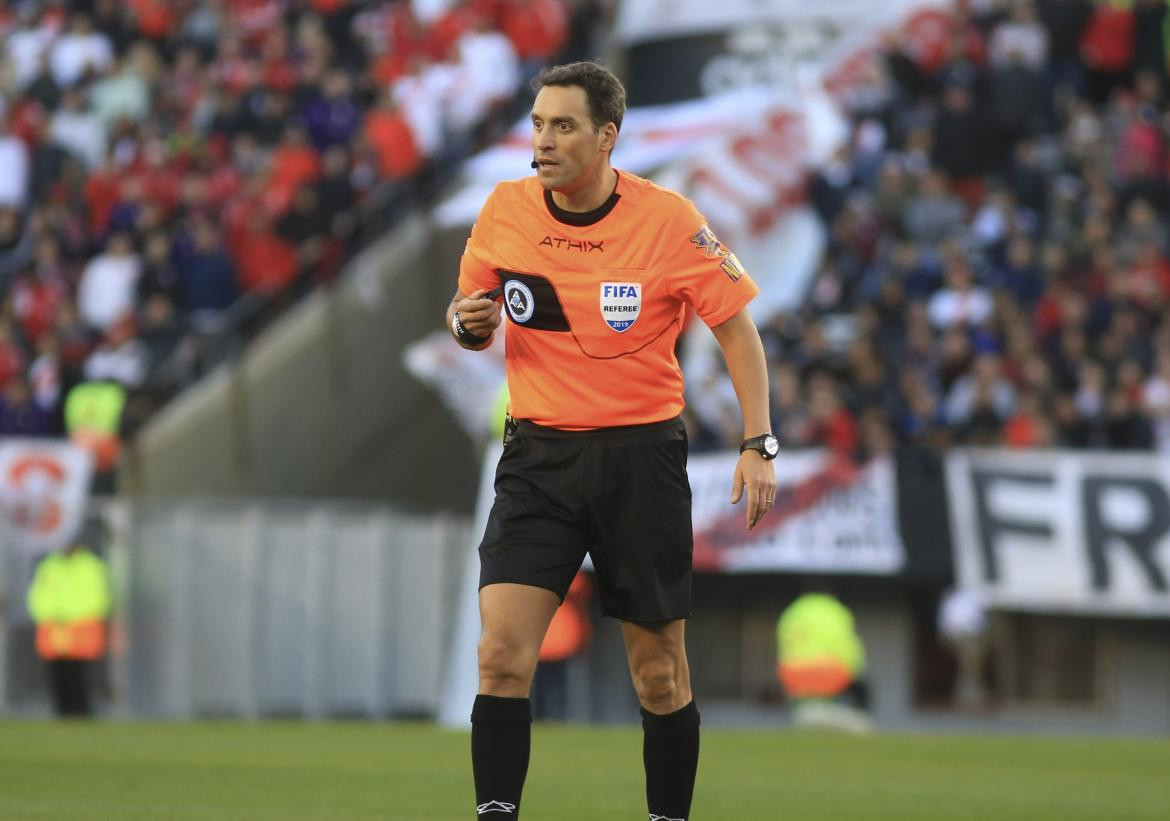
455, 289, 503, 338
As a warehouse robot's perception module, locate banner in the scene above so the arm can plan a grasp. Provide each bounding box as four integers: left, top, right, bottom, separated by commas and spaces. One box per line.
690, 450, 904, 574
616, 0, 950, 104
0, 439, 94, 555
614, 0, 948, 45
946, 450, 1170, 617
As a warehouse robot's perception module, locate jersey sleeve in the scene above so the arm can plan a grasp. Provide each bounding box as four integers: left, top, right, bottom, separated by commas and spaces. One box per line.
457, 188, 499, 295
663, 199, 759, 327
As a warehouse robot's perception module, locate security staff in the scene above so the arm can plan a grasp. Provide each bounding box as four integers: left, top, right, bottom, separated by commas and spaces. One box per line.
447, 62, 777, 820
27, 541, 112, 717
776, 592, 868, 717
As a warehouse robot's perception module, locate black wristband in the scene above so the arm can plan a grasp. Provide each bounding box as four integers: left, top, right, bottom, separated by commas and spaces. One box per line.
452, 311, 489, 347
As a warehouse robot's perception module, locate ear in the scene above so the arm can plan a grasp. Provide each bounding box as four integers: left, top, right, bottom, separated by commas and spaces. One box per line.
600, 122, 617, 153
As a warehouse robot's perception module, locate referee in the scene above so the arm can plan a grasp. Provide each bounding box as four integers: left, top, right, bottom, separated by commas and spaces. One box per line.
447, 62, 777, 820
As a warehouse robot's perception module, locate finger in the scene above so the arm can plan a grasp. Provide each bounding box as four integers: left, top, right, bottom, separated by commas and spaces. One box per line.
747, 484, 761, 530
730, 467, 744, 504
460, 299, 499, 316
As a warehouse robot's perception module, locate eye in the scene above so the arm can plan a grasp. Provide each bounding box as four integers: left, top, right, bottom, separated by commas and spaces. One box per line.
532, 119, 542, 130
558, 122, 572, 132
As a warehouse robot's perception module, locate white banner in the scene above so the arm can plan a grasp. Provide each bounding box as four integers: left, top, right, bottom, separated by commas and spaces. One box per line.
946, 450, 1170, 617
690, 450, 904, 574
0, 439, 94, 554
615, 0, 948, 45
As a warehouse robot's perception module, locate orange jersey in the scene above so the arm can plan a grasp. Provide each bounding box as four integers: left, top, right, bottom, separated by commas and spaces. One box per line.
458, 171, 758, 429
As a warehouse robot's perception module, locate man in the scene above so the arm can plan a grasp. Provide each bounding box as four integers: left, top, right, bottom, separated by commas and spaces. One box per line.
447, 61, 777, 820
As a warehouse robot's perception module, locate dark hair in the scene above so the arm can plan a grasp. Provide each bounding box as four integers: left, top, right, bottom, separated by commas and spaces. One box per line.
533, 61, 626, 134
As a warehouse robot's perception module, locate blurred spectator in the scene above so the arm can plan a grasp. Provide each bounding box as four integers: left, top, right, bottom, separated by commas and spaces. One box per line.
0, 376, 52, 436
77, 232, 140, 333
84, 315, 150, 389
364, 93, 424, 181
989, 0, 1048, 70
5, 7, 55, 91
49, 13, 113, 88
0, 128, 31, 209
49, 87, 106, 170
176, 217, 237, 328
1079, 0, 1133, 103
303, 68, 362, 151
902, 170, 966, 245
927, 258, 993, 329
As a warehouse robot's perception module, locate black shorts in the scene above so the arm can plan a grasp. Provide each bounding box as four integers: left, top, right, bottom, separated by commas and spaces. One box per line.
478, 416, 693, 621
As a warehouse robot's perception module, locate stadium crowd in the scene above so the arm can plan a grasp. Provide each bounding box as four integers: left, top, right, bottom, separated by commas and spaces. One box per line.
0, 0, 574, 439
728, 0, 1170, 458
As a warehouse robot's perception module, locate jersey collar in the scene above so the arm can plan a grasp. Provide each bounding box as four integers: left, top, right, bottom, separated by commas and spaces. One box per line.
543, 172, 622, 226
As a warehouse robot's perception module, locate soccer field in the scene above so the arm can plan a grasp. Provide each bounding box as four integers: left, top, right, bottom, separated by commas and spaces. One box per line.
0, 721, 1167, 820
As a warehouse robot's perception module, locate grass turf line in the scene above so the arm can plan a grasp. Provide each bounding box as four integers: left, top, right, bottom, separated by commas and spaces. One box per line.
0, 721, 1167, 820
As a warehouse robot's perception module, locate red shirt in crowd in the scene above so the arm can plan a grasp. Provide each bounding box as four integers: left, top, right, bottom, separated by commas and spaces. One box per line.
500, 0, 568, 60
268, 143, 322, 213
12, 278, 66, 344
237, 218, 298, 294
364, 108, 423, 181
128, 0, 177, 40
0, 338, 27, 390
1081, 5, 1134, 72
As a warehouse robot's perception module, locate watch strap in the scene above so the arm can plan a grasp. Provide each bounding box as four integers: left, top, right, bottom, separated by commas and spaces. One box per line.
740, 433, 779, 460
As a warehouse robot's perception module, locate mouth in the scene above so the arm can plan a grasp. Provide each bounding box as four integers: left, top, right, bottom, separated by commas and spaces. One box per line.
536, 159, 558, 170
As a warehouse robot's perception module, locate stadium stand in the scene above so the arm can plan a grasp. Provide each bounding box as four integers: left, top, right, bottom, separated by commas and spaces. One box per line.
0, 0, 575, 446
687, 0, 1170, 458
4, 0, 1169, 467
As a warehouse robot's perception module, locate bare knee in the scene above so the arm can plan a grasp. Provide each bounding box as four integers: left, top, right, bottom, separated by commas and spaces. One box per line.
632, 656, 687, 713
478, 634, 536, 697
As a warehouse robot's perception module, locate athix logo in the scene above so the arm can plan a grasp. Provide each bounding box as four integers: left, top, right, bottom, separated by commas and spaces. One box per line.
648, 815, 686, 821
504, 280, 535, 324
540, 236, 604, 252
600, 282, 641, 333
477, 800, 517, 814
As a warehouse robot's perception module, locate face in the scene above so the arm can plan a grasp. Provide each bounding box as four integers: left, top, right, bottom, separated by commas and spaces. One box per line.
530, 85, 614, 193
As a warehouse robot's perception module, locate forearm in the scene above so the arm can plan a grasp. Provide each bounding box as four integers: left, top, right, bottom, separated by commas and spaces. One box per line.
711, 311, 771, 438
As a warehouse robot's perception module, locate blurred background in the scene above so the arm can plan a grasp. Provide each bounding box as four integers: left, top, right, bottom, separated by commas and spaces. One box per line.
0, 0, 1168, 737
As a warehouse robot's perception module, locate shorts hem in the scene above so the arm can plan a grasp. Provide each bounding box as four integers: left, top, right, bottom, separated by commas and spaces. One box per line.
478, 579, 567, 603
604, 610, 693, 623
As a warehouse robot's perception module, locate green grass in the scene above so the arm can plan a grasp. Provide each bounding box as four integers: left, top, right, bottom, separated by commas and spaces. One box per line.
0, 721, 1167, 819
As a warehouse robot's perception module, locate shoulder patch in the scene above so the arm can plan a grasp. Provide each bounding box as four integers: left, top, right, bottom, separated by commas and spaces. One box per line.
690, 224, 743, 282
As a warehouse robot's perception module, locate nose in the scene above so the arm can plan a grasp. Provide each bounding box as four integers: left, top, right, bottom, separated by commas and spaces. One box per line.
534, 124, 554, 152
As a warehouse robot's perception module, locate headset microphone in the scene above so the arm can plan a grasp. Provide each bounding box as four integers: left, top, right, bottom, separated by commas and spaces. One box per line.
531, 159, 538, 169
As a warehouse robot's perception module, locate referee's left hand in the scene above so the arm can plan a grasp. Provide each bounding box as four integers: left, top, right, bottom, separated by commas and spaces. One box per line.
731, 450, 777, 530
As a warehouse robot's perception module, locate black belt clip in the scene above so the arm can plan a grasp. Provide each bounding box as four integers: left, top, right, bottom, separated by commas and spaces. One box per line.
502, 412, 519, 446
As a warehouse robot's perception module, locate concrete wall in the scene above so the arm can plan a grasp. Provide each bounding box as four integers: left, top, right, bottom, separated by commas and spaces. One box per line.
122, 217, 479, 512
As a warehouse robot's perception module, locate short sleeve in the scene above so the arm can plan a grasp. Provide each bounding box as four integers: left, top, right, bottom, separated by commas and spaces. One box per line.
664, 199, 758, 327
458, 189, 499, 295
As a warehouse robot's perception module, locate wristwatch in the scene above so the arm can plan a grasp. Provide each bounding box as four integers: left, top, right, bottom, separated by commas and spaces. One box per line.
740, 433, 779, 460
452, 311, 488, 346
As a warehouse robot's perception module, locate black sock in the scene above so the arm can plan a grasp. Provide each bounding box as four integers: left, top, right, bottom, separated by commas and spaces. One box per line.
471, 695, 532, 817
642, 700, 700, 821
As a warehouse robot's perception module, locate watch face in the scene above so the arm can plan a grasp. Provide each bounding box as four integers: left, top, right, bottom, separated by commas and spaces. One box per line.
764, 435, 779, 456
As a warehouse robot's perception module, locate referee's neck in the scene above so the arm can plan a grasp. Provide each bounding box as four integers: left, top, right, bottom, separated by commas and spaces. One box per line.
550, 166, 618, 213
